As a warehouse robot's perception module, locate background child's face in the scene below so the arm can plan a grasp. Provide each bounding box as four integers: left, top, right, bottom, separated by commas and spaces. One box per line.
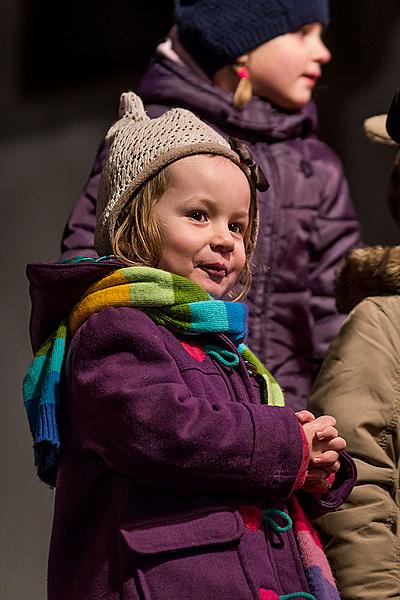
153, 155, 251, 299
250, 23, 331, 110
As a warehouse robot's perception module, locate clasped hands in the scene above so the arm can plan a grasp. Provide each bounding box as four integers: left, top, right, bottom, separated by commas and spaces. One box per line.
295, 410, 347, 494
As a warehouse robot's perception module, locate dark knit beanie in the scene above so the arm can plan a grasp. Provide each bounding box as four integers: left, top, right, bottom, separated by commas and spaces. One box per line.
174, 0, 329, 77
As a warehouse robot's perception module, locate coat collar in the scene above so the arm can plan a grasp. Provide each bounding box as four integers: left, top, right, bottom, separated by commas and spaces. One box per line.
336, 246, 400, 314
137, 51, 318, 143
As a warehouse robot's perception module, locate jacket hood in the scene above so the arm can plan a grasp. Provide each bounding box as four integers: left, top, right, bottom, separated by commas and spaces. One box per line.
335, 246, 400, 314
27, 260, 119, 354
137, 56, 318, 143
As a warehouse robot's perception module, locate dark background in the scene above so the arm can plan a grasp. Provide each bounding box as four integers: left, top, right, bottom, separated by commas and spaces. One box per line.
1, 1, 400, 597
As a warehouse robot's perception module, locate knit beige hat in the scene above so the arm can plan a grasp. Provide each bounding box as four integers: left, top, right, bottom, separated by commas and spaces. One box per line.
95, 92, 266, 256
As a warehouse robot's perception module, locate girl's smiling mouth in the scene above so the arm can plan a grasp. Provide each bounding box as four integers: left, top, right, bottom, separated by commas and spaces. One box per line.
198, 263, 228, 277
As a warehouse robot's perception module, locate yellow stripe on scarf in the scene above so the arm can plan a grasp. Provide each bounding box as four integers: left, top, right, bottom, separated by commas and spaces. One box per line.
69, 268, 178, 335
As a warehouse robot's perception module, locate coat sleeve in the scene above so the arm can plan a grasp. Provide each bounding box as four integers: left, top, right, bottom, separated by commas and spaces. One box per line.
69, 307, 305, 499
298, 451, 356, 521
60, 139, 107, 260
308, 148, 362, 374
308, 298, 400, 600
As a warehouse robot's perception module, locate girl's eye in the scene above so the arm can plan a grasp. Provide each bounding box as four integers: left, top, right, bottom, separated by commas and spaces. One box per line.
229, 223, 243, 234
188, 211, 207, 222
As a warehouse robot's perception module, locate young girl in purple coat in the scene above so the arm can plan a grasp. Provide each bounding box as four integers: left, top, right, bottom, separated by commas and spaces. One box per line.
25, 93, 355, 599
61, 0, 362, 411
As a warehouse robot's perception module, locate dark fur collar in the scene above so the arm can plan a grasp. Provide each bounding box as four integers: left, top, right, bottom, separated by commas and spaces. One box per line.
336, 246, 400, 313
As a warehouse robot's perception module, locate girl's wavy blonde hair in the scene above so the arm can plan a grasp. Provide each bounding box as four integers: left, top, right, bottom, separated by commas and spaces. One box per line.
113, 156, 257, 301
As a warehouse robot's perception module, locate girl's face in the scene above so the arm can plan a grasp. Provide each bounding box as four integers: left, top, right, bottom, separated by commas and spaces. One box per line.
153, 155, 251, 299
250, 23, 331, 109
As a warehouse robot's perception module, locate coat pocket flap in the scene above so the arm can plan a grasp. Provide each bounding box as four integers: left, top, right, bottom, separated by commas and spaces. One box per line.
121, 510, 243, 555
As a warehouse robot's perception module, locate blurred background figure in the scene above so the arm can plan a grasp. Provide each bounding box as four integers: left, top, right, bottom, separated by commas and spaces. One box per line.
2, 1, 400, 598
308, 90, 400, 599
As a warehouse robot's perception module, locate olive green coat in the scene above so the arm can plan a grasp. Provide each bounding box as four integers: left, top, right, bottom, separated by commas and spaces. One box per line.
309, 246, 400, 600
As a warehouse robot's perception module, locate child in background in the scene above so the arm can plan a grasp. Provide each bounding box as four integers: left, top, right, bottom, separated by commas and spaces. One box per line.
308, 91, 400, 600
25, 93, 356, 600
61, 0, 362, 411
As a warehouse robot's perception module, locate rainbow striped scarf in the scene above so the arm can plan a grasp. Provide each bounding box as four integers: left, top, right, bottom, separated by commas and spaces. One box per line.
23, 265, 283, 486
23, 263, 340, 599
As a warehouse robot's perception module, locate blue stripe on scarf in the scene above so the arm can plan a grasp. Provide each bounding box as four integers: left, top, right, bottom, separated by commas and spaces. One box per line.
226, 300, 248, 344
188, 300, 246, 344
23, 266, 249, 485
23, 325, 66, 484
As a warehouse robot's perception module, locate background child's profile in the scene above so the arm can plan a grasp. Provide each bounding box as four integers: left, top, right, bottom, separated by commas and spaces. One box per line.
308, 90, 400, 600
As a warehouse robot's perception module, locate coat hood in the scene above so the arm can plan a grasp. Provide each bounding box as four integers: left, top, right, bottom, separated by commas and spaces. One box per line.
335, 246, 400, 314
27, 260, 119, 354
137, 56, 318, 143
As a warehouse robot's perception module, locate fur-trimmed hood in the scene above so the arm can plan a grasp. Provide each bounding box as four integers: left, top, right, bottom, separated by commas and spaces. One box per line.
336, 246, 400, 313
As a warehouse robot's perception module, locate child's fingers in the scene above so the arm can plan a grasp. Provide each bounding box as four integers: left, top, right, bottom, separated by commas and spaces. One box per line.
305, 470, 326, 485
313, 415, 336, 429
295, 410, 315, 424
308, 461, 340, 475
324, 436, 347, 452
315, 426, 338, 441
303, 469, 335, 494
315, 436, 347, 454
324, 460, 340, 473
312, 450, 339, 466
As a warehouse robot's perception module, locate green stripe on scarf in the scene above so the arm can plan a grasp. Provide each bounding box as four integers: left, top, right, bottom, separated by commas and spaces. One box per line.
23, 262, 284, 485
239, 343, 284, 407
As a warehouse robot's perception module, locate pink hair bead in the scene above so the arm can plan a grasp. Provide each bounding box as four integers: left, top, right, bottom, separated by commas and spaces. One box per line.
237, 67, 250, 79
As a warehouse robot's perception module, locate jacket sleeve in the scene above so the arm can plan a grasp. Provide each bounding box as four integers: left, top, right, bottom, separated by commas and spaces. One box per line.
308, 148, 362, 374
69, 306, 305, 499
60, 139, 107, 260
308, 298, 400, 600
298, 451, 356, 520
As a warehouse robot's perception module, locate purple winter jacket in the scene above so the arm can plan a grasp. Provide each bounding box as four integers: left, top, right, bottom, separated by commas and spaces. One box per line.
61, 56, 362, 410
27, 261, 356, 600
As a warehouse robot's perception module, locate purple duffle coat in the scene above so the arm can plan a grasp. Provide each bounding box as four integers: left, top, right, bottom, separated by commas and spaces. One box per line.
61, 55, 361, 411
27, 262, 356, 600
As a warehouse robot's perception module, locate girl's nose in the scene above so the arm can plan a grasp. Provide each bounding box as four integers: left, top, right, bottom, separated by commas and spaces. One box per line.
210, 228, 235, 253
315, 38, 331, 65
